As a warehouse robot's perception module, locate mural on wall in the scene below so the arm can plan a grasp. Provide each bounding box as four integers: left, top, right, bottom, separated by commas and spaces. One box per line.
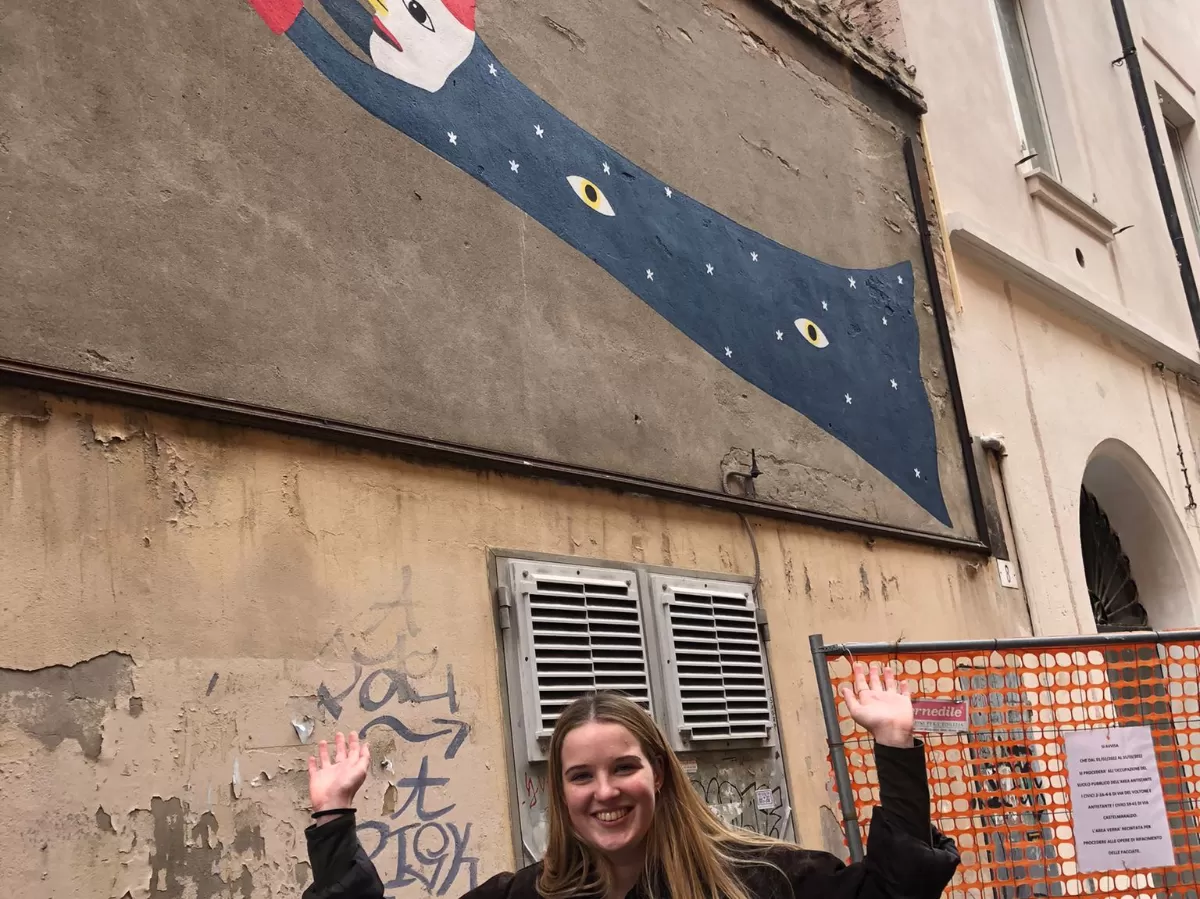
246, 0, 951, 526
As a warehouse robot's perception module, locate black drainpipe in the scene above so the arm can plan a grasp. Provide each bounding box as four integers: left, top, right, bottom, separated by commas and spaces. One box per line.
1110, 0, 1200, 347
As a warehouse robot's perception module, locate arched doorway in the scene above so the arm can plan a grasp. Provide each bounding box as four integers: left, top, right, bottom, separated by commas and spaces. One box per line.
1080, 440, 1200, 630
1079, 485, 1148, 629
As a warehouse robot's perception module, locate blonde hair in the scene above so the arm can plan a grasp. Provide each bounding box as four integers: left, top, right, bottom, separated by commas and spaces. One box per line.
538, 692, 794, 899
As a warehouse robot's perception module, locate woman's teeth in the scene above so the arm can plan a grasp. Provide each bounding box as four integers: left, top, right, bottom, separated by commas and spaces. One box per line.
595, 809, 630, 823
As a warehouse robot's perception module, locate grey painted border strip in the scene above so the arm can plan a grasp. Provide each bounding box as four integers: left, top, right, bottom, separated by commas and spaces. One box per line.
816, 628, 1200, 656
0, 356, 989, 553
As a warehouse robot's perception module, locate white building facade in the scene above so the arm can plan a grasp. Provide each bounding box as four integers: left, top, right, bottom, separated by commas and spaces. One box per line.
841, 0, 1200, 632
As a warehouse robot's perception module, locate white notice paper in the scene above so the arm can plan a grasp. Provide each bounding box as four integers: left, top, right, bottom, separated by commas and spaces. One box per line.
1064, 726, 1175, 872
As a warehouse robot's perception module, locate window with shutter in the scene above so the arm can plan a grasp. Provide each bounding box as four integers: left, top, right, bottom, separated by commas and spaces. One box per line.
504, 560, 652, 760
650, 574, 775, 748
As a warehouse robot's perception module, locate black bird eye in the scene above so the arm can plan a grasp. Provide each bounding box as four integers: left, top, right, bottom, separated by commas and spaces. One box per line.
407, 0, 435, 31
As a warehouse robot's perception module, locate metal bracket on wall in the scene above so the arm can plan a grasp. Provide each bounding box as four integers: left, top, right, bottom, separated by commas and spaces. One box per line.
495, 585, 513, 631
755, 606, 771, 643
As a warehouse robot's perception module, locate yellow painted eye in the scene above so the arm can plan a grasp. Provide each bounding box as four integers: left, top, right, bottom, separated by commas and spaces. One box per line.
795, 318, 829, 348
567, 176, 615, 216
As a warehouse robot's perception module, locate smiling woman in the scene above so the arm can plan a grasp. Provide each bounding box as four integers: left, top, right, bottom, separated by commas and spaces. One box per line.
300, 666, 960, 899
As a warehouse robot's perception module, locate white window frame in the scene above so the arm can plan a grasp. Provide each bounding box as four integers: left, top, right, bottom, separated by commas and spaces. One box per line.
496, 555, 776, 764
1163, 101, 1200, 251
990, 0, 1058, 178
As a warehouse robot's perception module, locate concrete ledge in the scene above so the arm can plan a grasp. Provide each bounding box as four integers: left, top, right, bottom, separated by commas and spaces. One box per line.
1024, 170, 1118, 245
946, 211, 1200, 375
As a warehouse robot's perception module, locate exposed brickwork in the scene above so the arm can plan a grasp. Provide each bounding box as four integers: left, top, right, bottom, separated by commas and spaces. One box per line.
758, 0, 920, 109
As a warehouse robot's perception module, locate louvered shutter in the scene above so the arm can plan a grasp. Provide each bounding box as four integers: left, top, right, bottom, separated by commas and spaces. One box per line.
507, 561, 651, 759
650, 574, 775, 747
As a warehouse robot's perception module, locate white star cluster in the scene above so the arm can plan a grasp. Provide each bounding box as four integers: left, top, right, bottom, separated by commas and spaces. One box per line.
448, 68, 914, 469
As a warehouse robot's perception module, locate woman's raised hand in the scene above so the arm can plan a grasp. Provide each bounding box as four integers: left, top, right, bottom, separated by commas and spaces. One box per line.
839, 661, 915, 749
308, 731, 371, 823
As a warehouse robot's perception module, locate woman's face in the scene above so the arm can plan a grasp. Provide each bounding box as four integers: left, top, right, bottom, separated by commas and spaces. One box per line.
560, 721, 661, 864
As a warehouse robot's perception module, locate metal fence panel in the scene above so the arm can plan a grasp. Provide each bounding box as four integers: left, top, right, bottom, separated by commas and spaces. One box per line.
811, 631, 1200, 899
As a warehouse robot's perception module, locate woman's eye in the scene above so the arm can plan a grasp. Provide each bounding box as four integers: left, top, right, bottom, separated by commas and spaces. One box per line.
567, 176, 615, 216
407, 0, 435, 30
795, 318, 830, 348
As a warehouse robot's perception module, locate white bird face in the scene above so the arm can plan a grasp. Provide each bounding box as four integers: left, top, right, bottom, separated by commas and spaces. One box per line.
367, 0, 475, 93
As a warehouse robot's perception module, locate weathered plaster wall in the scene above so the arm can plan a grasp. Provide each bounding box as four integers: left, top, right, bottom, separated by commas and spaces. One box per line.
0, 0, 975, 537
0, 386, 1026, 897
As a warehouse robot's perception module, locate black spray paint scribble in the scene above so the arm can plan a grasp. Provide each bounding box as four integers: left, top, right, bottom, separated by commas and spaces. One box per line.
690, 777, 793, 841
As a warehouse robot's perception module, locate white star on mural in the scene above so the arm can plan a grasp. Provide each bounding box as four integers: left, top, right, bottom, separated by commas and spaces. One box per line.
882, 316, 888, 326
665, 187, 673, 198
914, 468, 922, 478
706, 263, 714, 275
603, 161, 611, 175
848, 276, 857, 288
646, 269, 654, 281
890, 378, 898, 390
489, 63, 498, 76
776, 330, 784, 340
725, 347, 733, 358
509, 159, 519, 173
535, 125, 544, 138
751, 252, 759, 262
822, 300, 829, 310
447, 131, 457, 145
898, 275, 904, 285
845, 393, 853, 404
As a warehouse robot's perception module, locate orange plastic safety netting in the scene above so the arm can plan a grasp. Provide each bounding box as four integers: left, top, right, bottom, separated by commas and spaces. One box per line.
822, 640, 1200, 899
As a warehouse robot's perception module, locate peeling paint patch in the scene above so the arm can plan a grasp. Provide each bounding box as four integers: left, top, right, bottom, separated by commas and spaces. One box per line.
819, 802, 848, 858
0, 652, 134, 759
233, 811, 266, 859
144, 797, 255, 898
0, 388, 50, 423
382, 782, 398, 816
91, 420, 142, 446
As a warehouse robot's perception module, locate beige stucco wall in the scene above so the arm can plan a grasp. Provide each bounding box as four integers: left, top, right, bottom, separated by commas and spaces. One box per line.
0, 386, 1027, 897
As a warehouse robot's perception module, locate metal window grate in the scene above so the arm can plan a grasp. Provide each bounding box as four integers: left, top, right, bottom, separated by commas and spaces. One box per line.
520, 567, 652, 735
657, 577, 773, 742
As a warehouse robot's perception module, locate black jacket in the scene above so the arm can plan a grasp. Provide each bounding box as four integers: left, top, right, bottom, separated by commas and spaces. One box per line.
302, 743, 959, 899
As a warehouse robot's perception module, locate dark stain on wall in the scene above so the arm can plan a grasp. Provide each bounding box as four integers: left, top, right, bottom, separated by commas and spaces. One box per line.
0, 652, 134, 760
148, 797, 255, 898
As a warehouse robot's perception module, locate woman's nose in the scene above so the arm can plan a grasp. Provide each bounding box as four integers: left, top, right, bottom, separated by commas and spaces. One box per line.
594, 776, 619, 800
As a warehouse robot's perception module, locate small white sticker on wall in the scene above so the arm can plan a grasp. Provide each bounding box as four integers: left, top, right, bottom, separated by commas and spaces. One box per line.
681, 759, 698, 774
755, 788, 775, 810
997, 559, 1021, 589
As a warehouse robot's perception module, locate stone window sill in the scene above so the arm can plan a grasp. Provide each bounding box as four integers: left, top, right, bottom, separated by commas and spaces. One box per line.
1024, 169, 1119, 244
